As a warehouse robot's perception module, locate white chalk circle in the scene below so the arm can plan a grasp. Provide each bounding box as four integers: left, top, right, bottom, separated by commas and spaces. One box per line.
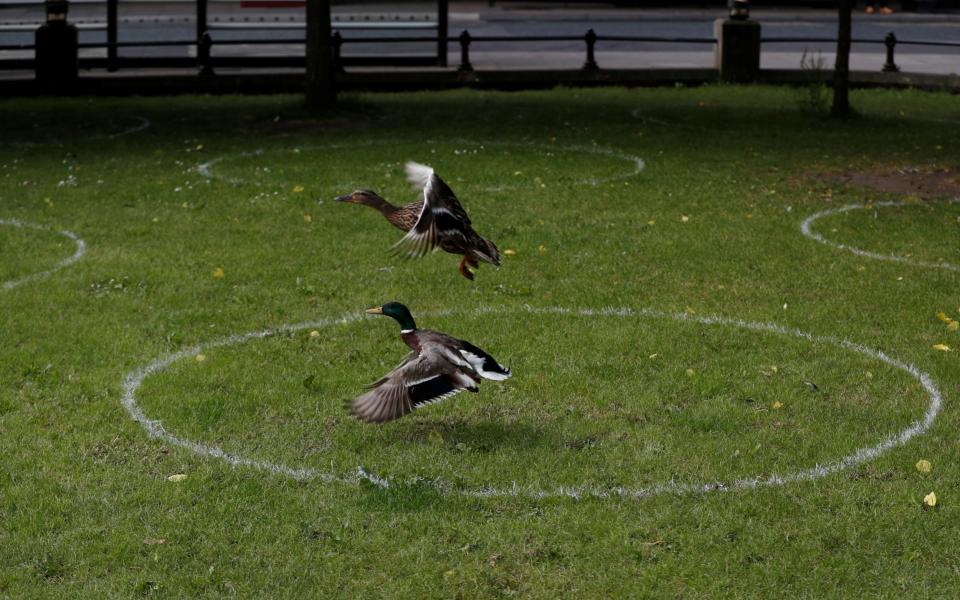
196, 140, 645, 189
94, 115, 152, 140
630, 108, 717, 133
801, 199, 960, 272
121, 305, 942, 500
7, 115, 151, 148
0, 218, 87, 290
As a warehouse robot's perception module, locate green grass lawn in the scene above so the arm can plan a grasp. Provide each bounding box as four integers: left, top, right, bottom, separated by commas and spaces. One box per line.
2, 85, 959, 598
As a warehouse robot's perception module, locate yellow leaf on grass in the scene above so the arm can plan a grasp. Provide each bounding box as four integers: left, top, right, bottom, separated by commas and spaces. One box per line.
292, 185, 305, 193
772, 401, 783, 409
167, 473, 187, 482
537, 245, 547, 254
503, 249, 516, 256
303, 214, 312, 223
195, 354, 206, 362
309, 330, 320, 338
937, 312, 951, 322
685, 368, 695, 376
923, 492, 937, 508
933, 344, 952, 352
916, 459, 932, 473
949, 321, 959, 332
212, 267, 225, 279
681, 215, 690, 223
143, 538, 166, 545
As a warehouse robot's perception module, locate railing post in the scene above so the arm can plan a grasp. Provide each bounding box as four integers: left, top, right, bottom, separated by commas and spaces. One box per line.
198, 31, 213, 77
437, 0, 448, 67
305, 0, 335, 111
458, 30, 472, 72
583, 28, 598, 71
106, 0, 118, 71
882, 31, 900, 73
332, 31, 344, 72
197, 0, 208, 51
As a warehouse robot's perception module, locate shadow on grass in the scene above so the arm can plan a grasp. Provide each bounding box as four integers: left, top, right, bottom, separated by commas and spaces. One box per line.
2, 87, 948, 152
354, 420, 560, 511
391, 418, 560, 454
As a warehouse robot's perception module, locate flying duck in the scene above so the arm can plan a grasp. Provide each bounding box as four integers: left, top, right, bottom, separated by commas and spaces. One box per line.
349, 302, 511, 423
335, 162, 502, 280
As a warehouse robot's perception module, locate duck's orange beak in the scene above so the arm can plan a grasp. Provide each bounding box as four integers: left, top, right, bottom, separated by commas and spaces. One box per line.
365, 306, 384, 315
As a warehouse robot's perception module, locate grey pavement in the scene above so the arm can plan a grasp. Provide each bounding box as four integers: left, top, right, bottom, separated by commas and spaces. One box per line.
1, 1, 958, 76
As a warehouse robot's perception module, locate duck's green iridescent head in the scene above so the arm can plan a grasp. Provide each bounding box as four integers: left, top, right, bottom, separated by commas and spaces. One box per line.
366, 301, 417, 331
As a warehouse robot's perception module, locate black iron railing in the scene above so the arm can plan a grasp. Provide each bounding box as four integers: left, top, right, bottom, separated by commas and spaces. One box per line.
762, 33, 960, 73
0, 0, 449, 67
2, 22, 959, 76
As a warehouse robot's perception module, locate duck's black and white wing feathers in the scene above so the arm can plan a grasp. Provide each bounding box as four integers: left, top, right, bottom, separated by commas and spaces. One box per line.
350, 343, 474, 423
417, 331, 513, 382
393, 162, 473, 259
456, 340, 512, 381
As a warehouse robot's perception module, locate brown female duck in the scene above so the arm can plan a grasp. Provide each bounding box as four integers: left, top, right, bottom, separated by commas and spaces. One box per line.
335, 162, 501, 280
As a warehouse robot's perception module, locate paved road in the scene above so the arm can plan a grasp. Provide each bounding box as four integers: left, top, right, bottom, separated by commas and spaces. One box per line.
1, 1, 958, 74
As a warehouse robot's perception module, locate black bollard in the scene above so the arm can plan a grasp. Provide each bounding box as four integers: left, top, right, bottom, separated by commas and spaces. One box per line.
458, 30, 473, 72
583, 29, 598, 71
198, 31, 214, 77
332, 31, 345, 73
882, 32, 900, 73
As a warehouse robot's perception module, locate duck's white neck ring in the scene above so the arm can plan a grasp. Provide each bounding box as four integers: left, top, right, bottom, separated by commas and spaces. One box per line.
401, 329, 414, 334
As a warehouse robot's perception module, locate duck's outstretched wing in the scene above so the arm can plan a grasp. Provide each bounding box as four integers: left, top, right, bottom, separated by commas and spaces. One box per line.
350, 347, 476, 423
393, 162, 473, 259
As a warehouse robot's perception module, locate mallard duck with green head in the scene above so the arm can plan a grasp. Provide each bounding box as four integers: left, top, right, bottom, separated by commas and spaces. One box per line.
335, 162, 501, 280
350, 302, 512, 423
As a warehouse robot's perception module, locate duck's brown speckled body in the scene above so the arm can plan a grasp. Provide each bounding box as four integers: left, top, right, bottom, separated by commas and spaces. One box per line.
336, 162, 501, 280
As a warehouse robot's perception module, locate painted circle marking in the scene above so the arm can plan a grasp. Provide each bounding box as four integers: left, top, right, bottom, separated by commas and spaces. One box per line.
801, 199, 960, 272
121, 305, 942, 500
196, 140, 645, 189
0, 219, 87, 290
7, 115, 151, 148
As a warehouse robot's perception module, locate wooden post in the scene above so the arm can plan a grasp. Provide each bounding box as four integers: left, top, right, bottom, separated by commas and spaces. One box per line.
197, 0, 207, 45
831, 0, 852, 118
107, 0, 118, 71
306, 0, 335, 111
197, 0, 209, 74
437, 0, 448, 67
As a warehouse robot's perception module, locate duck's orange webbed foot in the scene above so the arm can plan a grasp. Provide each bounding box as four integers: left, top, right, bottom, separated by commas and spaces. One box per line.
458, 256, 476, 281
